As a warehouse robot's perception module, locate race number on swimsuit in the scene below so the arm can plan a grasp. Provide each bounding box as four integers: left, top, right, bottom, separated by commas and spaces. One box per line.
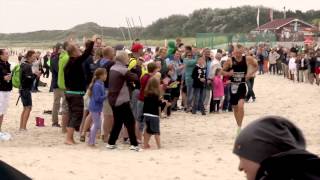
232, 72, 245, 82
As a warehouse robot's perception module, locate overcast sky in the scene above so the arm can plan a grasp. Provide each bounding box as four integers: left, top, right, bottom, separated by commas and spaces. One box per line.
0, 0, 318, 33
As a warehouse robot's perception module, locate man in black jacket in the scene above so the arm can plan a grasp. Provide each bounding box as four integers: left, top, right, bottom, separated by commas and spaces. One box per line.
233, 116, 320, 180
0, 49, 12, 132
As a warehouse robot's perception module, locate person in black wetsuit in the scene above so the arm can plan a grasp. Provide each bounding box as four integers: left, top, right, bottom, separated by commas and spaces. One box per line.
222, 44, 258, 134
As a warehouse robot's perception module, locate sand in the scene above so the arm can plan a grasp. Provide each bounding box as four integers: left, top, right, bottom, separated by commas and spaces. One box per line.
0, 74, 320, 180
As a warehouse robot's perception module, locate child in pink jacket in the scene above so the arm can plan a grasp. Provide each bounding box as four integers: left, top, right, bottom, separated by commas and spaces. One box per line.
212, 68, 224, 113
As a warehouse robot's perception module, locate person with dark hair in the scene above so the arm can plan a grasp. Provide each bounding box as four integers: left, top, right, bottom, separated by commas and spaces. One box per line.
64, 39, 94, 145
191, 58, 206, 115
234, 116, 320, 180
136, 62, 159, 142
0, 49, 12, 132
308, 51, 316, 84
50, 43, 69, 128
222, 44, 258, 134
19, 50, 41, 131
18, 53, 24, 63
43, 51, 51, 78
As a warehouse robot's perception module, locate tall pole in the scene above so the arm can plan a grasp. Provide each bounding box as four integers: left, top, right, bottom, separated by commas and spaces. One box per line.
125, 17, 132, 42
119, 25, 127, 41
139, 16, 147, 46
131, 17, 138, 40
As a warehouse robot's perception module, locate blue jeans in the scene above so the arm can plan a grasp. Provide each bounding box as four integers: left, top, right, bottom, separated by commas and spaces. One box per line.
258, 63, 264, 74
186, 83, 194, 109
88, 112, 101, 145
130, 89, 140, 120
223, 84, 231, 111
192, 88, 205, 113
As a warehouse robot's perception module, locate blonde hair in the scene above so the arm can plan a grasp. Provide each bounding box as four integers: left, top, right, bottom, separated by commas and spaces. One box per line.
87, 68, 107, 97
94, 48, 103, 60
144, 77, 161, 97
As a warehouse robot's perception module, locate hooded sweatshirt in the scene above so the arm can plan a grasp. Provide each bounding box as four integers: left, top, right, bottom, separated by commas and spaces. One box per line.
256, 149, 320, 180
233, 116, 320, 180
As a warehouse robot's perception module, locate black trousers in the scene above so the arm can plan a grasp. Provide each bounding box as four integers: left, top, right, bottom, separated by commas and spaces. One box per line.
246, 78, 256, 101
269, 64, 276, 75
108, 102, 138, 146
43, 67, 50, 78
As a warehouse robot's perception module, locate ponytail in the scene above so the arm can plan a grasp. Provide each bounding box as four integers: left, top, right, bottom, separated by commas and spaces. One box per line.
87, 68, 107, 97
87, 76, 98, 97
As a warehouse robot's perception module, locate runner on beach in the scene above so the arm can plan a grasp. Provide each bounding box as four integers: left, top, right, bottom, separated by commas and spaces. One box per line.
222, 44, 258, 134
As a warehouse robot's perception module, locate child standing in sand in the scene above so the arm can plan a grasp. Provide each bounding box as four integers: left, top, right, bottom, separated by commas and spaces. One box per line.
143, 77, 162, 149
212, 68, 224, 113
87, 68, 107, 146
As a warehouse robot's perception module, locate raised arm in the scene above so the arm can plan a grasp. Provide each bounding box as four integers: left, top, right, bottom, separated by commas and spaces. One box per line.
80, 40, 94, 62
221, 58, 233, 77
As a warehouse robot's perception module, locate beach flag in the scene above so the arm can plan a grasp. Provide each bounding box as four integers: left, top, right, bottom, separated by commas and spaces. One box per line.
269, 9, 274, 21
257, 8, 260, 27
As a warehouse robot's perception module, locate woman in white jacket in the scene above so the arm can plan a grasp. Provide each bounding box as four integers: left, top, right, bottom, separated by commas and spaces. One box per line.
268, 49, 280, 75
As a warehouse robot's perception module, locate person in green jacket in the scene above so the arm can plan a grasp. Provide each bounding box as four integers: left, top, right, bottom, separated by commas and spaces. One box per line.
57, 46, 69, 90
57, 42, 70, 132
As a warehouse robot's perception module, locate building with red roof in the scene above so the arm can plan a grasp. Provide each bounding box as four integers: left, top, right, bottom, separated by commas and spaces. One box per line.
252, 18, 317, 42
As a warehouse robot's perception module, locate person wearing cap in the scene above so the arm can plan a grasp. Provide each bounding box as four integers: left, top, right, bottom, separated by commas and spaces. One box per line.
233, 116, 320, 180
128, 43, 146, 142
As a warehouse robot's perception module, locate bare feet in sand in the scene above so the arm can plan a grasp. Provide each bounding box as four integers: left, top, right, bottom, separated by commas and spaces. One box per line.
64, 140, 76, 145
144, 144, 151, 149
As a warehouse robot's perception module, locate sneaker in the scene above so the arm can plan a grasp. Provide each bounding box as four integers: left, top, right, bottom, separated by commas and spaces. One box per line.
129, 145, 142, 152
0, 132, 12, 141
106, 144, 117, 150
201, 111, 206, 115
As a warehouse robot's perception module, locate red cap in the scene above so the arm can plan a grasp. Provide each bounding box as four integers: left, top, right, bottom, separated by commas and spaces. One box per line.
131, 43, 144, 53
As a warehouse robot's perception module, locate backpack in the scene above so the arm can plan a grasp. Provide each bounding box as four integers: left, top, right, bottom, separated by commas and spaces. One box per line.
12, 64, 21, 89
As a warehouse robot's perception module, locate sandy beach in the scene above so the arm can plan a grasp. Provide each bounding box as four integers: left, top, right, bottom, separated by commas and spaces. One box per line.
0, 74, 319, 180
